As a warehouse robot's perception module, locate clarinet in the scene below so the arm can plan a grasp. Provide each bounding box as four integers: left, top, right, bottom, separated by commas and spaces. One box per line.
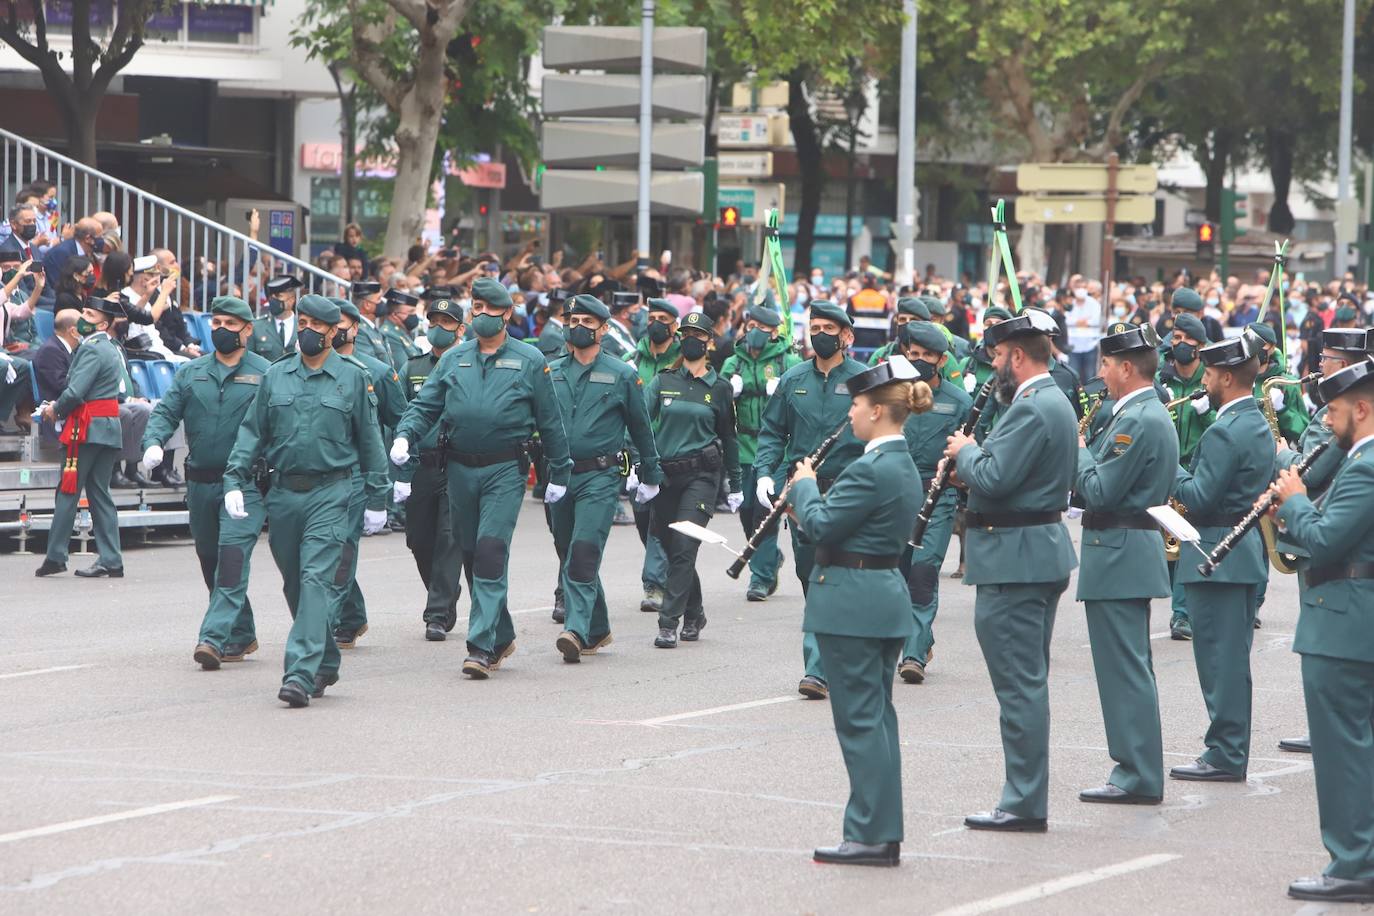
910, 377, 996, 549
726, 420, 849, 580
1196, 438, 1334, 578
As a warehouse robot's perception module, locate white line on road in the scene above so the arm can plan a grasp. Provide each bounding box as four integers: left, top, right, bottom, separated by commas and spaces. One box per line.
931, 853, 1181, 916
0, 795, 238, 846
639, 695, 798, 726
0, 664, 92, 681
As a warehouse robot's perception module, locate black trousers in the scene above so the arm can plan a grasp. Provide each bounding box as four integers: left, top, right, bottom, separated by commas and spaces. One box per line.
649, 467, 718, 630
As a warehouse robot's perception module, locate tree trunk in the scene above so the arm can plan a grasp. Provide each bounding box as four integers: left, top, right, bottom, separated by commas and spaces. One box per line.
380, 22, 450, 258
787, 72, 823, 277
1265, 127, 1296, 234
1202, 129, 1233, 223
56, 91, 99, 169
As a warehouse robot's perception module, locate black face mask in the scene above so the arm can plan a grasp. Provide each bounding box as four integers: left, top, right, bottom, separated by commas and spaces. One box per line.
909, 358, 938, 383
18, 223, 37, 242
680, 336, 709, 362
268, 297, 288, 317
211, 326, 244, 355
567, 324, 597, 349
648, 321, 673, 345
1171, 342, 1198, 365
333, 328, 351, 350
298, 327, 327, 357
403, 314, 420, 332
811, 332, 841, 359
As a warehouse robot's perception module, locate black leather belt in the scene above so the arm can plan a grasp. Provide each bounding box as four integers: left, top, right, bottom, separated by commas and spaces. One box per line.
1190, 512, 1246, 528
274, 468, 350, 492
1305, 562, 1374, 589
966, 510, 1063, 528
1082, 511, 1156, 531
660, 444, 722, 479
446, 446, 524, 467
814, 547, 901, 570
571, 453, 620, 474
184, 465, 225, 484
418, 451, 445, 469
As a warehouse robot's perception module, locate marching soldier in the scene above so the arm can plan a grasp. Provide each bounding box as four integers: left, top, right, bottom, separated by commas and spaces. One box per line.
381, 288, 422, 371
535, 289, 568, 361
351, 280, 392, 366
549, 294, 662, 661
248, 275, 301, 361
719, 302, 801, 601
789, 356, 929, 868
1073, 322, 1178, 805
896, 321, 971, 684
35, 296, 127, 578
942, 307, 1078, 831
630, 298, 681, 614
1270, 358, 1374, 904
139, 296, 271, 666
1250, 322, 1309, 444
391, 277, 572, 679
754, 300, 867, 699
223, 294, 390, 707
866, 296, 930, 366
1168, 333, 1274, 781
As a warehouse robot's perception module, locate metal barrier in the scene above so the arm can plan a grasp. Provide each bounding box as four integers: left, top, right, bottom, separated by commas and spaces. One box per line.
0, 127, 350, 308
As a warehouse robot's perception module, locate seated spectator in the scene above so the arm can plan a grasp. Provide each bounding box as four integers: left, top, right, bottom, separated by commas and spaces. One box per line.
1, 249, 44, 354
55, 256, 95, 313
44, 217, 105, 290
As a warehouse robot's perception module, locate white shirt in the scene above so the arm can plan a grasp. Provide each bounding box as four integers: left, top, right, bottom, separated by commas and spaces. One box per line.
1113, 385, 1156, 415
1068, 295, 1103, 350
864, 433, 906, 454
1015, 371, 1053, 400
1216, 393, 1251, 417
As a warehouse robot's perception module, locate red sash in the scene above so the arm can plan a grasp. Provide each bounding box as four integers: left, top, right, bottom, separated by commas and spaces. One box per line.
58, 398, 119, 494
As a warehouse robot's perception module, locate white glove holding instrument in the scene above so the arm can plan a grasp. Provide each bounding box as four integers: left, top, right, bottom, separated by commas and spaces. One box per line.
726, 491, 744, 513
363, 508, 388, 535
1269, 388, 1285, 411
389, 437, 410, 466
626, 468, 640, 491
224, 489, 247, 520
142, 444, 164, 471
730, 375, 744, 398
544, 483, 567, 504
765, 377, 780, 396
634, 481, 660, 504
756, 476, 776, 509
1191, 394, 1210, 416
392, 480, 411, 503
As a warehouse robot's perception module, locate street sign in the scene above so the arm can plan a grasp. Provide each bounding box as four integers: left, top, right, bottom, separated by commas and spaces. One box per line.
1014, 194, 1156, 225
542, 26, 707, 73
542, 74, 709, 120
718, 183, 785, 224
718, 151, 773, 179
729, 81, 788, 110
1016, 163, 1159, 195
718, 113, 789, 148
540, 170, 704, 217
541, 122, 705, 169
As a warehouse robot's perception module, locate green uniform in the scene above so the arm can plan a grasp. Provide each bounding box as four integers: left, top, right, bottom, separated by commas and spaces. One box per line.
1160, 359, 1214, 623
381, 320, 421, 372
1075, 388, 1178, 798
901, 375, 972, 666
754, 355, 867, 683
1255, 361, 1310, 444
225, 350, 389, 692
631, 336, 681, 592
536, 319, 567, 362
966, 343, 1000, 439
355, 317, 392, 367
247, 314, 297, 362
788, 438, 921, 845
1173, 397, 1275, 776
719, 337, 801, 593
143, 350, 270, 651
646, 366, 741, 631
394, 335, 571, 655
1275, 406, 1344, 559
549, 349, 661, 646
44, 331, 124, 569
871, 338, 967, 387
954, 373, 1078, 819
1276, 438, 1374, 881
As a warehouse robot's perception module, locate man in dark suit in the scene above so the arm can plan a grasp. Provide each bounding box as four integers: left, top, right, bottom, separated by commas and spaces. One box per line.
33, 308, 81, 402
42, 217, 102, 289
0, 204, 43, 296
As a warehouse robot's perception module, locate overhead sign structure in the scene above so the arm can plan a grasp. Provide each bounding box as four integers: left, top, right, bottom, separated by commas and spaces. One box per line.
540, 170, 705, 218
1016, 163, 1159, 195
718, 183, 785, 224
717, 151, 773, 179
717, 113, 790, 148
1014, 194, 1156, 225
541, 122, 705, 170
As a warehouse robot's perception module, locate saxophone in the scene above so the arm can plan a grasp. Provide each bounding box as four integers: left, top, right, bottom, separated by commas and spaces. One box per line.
1078, 392, 1106, 439
1257, 372, 1321, 574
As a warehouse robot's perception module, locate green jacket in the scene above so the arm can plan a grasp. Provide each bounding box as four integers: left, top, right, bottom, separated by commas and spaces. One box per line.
142, 350, 271, 471
967, 343, 1000, 440
869, 338, 968, 388
954, 374, 1079, 585
1074, 389, 1178, 600
754, 356, 867, 483
341, 350, 406, 429
355, 318, 392, 367
224, 350, 390, 511
247, 314, 296, 362
394, 349, 444, 484
394, 335, 572, 486
1275, 405, 1344, 559
1254, 362, 1310, 444
1159, 359, 1214, 465
719, 336, 801, 464
634, 336, 681, 386
1050, 359, 1086, 418
381, 320, 420, 372
646, 365, 741, 491
550, 348, 662, 485
902, 378, 972, 477
54, 331, 124, 449
1173, 398, 1275, 586
1277, 442, 1374, 663
535, 319, 567, 362
788, 439, 922, 638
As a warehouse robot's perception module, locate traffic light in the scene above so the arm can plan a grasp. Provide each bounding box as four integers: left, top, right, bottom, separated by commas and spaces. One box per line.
1196, 222, 1215, 260
1220, 188, 1247, 244
719, 205, 740, 228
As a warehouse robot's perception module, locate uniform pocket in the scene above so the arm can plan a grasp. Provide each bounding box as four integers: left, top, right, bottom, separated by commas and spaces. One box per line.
1082, 528, 1127, 549
319, 396, 352, 442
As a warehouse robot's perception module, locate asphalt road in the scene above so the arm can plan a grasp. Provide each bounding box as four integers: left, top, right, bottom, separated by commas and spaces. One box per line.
0, 501, 1348, 915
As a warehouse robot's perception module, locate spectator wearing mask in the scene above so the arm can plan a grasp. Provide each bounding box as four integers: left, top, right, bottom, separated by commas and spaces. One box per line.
55, 256, 96, 313
1, 204, 44, 294
43, 217, 104, 289
120, 255, 184, 363
1066, 276, 1104, 384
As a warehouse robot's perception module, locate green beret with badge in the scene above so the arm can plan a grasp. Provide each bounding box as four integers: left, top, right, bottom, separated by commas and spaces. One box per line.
333, 297, 362, 322
808, 299, 852, 329
1172, 313, 1209, 343
570, 293, 610, 320
920, 295, 947, 317
899, 320, 949, 354
646, 297, 678, 318
470, 276, 512, 308
210, 295, 254, 324
896, 296, 931, 320
297, 293, 341, 325
983, 306, 1013, 322
1247, 321, 1278, 347
746, 303, 783, 327
1171, 287, 1204, 313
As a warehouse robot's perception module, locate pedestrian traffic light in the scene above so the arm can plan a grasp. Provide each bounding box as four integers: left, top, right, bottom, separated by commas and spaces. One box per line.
719, 205, 740, 228
1196, 222, 1216, 260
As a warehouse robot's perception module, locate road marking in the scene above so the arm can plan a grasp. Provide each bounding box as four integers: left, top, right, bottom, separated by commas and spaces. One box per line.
0, 664, 92, 681
931, 853, 1180, 916
0, 795, 238, 846
639, 695, 798, 726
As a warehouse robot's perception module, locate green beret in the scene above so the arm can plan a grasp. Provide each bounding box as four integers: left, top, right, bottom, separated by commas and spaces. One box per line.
471, 276, 512, 308
297, 294, 341, 325
1335, 305, 1359, 323
896, 296, 931, 320
570, 293, 610, 320
209, 296, 253, 323
808, 299, 852, 329
899, 320, 949, 354
1247, 321, 1277, 346
1172, 313, 1208, 343
745, 303, 782, 327
919, 295, 946, 317
332, 297, 361, 322
1171, 288, 1204, 313
983, 306, 1013, 322
646, 297, 678, 318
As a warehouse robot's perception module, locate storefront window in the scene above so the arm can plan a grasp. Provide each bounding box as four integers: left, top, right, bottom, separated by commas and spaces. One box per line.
309, 177, 392, 258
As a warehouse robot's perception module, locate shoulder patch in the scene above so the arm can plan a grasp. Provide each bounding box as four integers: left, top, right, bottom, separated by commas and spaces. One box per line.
932, 402, 955, 415
1114, 433, 1132, 446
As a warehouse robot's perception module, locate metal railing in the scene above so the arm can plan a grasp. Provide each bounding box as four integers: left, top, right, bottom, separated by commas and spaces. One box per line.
0, 127, 350, 310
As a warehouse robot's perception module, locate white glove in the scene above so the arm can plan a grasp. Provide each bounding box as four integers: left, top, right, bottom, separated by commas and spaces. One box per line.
1190, 393, 1210, 416
726, 491, 744, 513
392, 480, 411, 503
389, 437, 410, 466
626, 468, 640, 491
756, 476, 776, 509
1269, 388, 1285, 411
363, 508, 388, 534
634, 481, 660, 504
224, 489, 247, 519
1303, 393, 1317, 414
765, 377, 780, 396
964, 372, 978, 394
730, 374, 744, 398
544, 482, 567, 504
142, 444, 163, 470
2, 358, 14, 385
1067, 506, 1084, 520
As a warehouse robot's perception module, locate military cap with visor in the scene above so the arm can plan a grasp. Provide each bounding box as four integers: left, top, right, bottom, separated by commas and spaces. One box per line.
1100, 321, 1161, 355
265, 275, 304, 295
983, 307, 1058, 347
1322, 327, 1373, 355
850, 354, 931, 393
1317, 357, 1374, 402
1199, 333, 1257, 368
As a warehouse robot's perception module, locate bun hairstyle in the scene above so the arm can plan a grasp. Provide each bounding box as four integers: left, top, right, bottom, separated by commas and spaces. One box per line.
863, 379, 934, 423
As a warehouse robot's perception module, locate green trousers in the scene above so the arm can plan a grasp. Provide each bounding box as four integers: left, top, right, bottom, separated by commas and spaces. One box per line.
737, 463, 781, 591
406, 462, 462, 627
815, 634, 905, 844
791, 526, 826, 681
336, 471, 370, 632
448, 459, 523, 654
1084, 598, 1164, 797
45, 443, 121, 568
902, 486, 956, 664
974, 579, 1067, 820
1185, 582, 1258, 776
1302, 652, 1374, 880
197, 485, 268, 650
649, 469, 716, 630
1169, 561, 1190, 620
265, 477, 352, 690
549, 468, 620, 646
633, 501, 667, 590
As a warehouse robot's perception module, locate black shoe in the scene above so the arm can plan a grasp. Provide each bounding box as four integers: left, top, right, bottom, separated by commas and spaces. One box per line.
462, 650, 497, 679
897, 657, 926, 684
221, 640, 258, 662
1169, 613, 1192, 641
492, 641, 516, 669
640, 586, 663, 613
798, 675, 829, 699
126, 470, 157, 488
278, 682, 310, 708
653, 628, 677, 649
1253, 616, 1262, 629
193, 643, 222, 671
334, 624, 368, 649
813, 841, 900, 867
110, 470, 135, 489
443, 606, 458, 632
1279, 736, 1312, 753
1078, 784, 1162, 805
1288, 875, 1374, 903
311, 672, 339, 699
1169, 758, 1244, 782
681, 614, 706, 641
964, 808, 1048, 832
35, 559, 66, 577
552, 591, 566, 624
155, 467, 184, 487
74, 562, 123, 578
387, 519, 406, 533
556, 630, 585, 663
425, 622, 447, 642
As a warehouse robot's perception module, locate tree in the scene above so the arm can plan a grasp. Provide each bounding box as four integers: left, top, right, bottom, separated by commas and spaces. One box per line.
0, 0, 166, 166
